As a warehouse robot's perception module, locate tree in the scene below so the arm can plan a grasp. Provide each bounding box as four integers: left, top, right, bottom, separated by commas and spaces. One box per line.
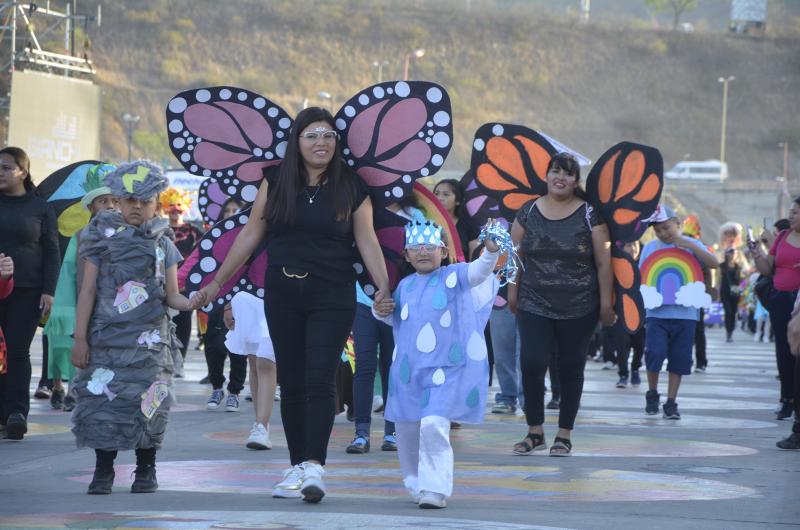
644, 0, 698, 30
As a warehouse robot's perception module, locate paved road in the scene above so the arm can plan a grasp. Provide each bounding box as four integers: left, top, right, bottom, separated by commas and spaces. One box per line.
1, 326, 798, 529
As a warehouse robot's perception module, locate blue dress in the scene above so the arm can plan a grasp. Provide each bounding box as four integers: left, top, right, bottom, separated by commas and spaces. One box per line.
385, 263, 498, 424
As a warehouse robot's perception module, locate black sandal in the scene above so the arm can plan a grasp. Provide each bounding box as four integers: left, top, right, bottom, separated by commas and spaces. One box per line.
549, 436, 572, 457
512, 432, 546, 455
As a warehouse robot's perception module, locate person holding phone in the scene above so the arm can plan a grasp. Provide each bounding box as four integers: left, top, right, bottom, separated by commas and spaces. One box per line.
718, 223, 746, 343
0, 147, 61, 440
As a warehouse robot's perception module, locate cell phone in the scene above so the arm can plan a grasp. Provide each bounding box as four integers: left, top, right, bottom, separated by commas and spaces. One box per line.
746, 225, 755, 243
763, 217, 774, 231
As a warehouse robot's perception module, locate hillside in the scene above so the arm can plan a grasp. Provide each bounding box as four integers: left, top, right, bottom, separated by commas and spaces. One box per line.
7, 0, 800, 180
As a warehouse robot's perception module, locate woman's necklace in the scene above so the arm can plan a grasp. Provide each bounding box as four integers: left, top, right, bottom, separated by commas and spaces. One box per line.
304, 185, 322, 204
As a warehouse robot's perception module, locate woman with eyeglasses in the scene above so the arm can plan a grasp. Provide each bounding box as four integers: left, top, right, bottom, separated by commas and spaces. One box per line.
195, 107, 391, 503
507, 152, 615, 457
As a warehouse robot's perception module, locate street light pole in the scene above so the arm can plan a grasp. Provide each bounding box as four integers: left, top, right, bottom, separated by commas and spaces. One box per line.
403, 48, 425, 80
372, 60, 389, 83
718, 75, 734, 164
121, 112, 140, 162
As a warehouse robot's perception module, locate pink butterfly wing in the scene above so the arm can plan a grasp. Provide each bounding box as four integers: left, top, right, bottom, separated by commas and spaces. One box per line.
334, 81, 453, 209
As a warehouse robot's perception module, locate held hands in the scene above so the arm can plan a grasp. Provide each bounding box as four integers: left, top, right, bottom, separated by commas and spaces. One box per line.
0, 253, 13, 279
40, 294, 54, 317
600, 305, 618, 327
224, 305, 235, 330
193, 279, 221, 309
373, 287, 395, 317
71, 337, 90, 369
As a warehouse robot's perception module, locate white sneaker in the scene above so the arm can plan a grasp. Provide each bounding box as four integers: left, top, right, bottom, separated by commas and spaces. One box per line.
272, 464, 304, 498
299, 461, 326, 503
602, 361, 615, 370
246, 422, 272, 450
372, 395, 384, 412
274, 385, 281, 402
418, 490, 447, 509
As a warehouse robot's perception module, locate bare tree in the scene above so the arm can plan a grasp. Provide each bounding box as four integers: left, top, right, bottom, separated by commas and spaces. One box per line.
644, 0, 698, 30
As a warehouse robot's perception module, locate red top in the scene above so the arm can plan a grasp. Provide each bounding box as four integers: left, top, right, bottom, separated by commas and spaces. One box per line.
0, 277, 13, 299
770, 230, 800, 292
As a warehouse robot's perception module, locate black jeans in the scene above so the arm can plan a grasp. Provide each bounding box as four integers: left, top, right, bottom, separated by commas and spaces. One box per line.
721, 292, 740, 336
604, 321, 645, 378
351, 303, 394, 436
204, 322, 247, 394
0, 287, 41, 422
172, 309, 193, 357
518, 309, 599, 431
264, 268, 356, 466
769, 289, 797, 402
694, 308, 707, 369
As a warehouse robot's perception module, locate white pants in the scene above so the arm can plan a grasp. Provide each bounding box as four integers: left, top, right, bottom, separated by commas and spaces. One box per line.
395, 415, 453, 497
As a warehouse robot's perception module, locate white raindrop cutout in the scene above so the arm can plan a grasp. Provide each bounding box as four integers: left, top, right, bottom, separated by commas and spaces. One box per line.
401, 303, 409, 320
432, 368, 445, 385
440, 310, 451, 328
467, 330, 487, 360
392, 345, 397, 361
416, 323, 436, 353
445, 271, 458, 288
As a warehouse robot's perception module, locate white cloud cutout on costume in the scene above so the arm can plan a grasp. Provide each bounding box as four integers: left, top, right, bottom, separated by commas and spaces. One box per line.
640, 285, 664, 309
675, 281, 712, 309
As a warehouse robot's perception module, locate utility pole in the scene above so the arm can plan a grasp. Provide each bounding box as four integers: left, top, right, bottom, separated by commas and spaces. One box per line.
718, 76, 734, 164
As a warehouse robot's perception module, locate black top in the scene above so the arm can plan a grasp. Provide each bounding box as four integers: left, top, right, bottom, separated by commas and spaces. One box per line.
263, 162, 369, 285
0, 190, 61, 294
516, 199, 603, 319
456, 216, 480, 260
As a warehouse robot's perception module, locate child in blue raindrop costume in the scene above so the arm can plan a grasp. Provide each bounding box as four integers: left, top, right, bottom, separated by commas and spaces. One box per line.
373, 219, 500, 509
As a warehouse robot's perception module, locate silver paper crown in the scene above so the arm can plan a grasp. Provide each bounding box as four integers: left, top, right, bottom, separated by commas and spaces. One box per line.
404, 220, 445, 248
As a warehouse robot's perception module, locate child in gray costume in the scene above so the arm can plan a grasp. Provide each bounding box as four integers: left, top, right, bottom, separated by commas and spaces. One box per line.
71, 161, 201, 495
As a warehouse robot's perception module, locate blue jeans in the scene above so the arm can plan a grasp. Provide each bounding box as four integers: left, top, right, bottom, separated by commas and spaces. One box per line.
351, 303, 395, 436
490, 307, 522, 408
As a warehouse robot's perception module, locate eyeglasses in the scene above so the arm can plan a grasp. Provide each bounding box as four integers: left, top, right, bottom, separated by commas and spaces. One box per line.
406, 244, 443, 254
300, 130, 338, 142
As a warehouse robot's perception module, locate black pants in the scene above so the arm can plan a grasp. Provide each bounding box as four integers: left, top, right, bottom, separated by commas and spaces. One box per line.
518, 309, 599, 430
351, 303, 394, 436
204, 322, 247, 394
172, 310, 193, 357
264, 268, 356, 466
694, 308, 707, 369
38, 334, 52, 389
769, 289, 797, 402
0, 287, 41, 422
721, 292, 739, 336
604, 321, 645, 378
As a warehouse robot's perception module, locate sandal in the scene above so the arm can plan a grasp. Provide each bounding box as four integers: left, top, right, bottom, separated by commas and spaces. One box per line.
512, 432, 546, 455
549, 436, 572, 457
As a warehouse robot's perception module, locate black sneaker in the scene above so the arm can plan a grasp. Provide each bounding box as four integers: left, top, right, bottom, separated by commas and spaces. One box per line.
5, 412, 27, 440
63, 392, 76, 412
645, 390, 660, 415
87, 466, 115, 495
663, 400, 681, 420
630, 371, 641, 385
131, 465, 158, 493
776, 432, 800, 450
776, 402, 794, 421
546, 398, 560, 410
346, 435, 370, 454
50, 388, 65, 410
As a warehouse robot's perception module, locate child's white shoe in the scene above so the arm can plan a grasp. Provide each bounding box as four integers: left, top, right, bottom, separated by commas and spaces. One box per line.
418, 490, 446, 509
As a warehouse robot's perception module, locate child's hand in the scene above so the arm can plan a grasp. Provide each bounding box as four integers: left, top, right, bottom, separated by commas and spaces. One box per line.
373, 297, 395, 317
484, 219, 501, 253
0, 254, 13, 279
189, 291, 206, 311
224, 305, 235, 330
71, 337, 91, 369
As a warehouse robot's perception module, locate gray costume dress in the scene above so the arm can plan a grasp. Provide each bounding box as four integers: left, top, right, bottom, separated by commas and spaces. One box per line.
71, 211, 183, 451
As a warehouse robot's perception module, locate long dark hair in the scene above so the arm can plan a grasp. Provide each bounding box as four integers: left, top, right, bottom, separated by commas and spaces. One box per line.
434, 178, 468, 220
0, 146, 35, 192
264, 107, 354, 224
548, 152, 589, 202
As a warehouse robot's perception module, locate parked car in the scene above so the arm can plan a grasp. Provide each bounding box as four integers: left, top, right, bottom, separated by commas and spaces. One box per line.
665, 160, 728, 182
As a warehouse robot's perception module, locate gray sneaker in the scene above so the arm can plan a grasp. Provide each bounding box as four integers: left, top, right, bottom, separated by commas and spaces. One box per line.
225, 393, 240, 412
491, 402, 516, 414
207, 389, 225, 410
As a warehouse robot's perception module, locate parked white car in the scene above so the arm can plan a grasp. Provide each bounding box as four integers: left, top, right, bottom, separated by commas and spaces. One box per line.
665, 160, 728, 182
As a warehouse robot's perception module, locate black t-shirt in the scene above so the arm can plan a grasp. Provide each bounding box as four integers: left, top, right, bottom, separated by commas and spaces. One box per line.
263, 162, 369, 284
